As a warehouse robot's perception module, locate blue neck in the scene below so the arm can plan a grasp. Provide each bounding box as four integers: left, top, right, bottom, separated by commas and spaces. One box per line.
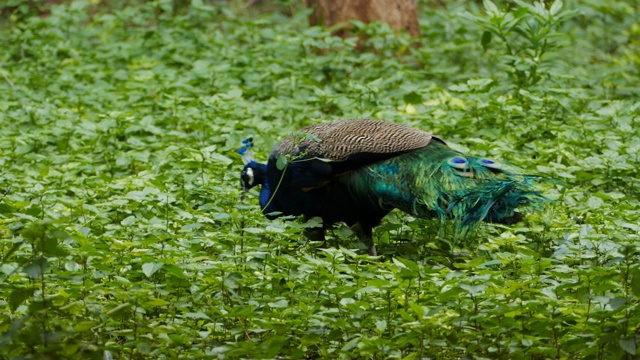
259, 180, 271, 210
248, 162, 272, 213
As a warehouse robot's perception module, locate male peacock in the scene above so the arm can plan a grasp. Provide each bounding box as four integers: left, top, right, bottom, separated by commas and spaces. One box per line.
239, 119, 547, 256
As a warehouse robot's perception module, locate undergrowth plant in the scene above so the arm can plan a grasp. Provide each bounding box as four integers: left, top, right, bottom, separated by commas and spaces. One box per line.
468, 0, 579, 91
0, 0, 639, 359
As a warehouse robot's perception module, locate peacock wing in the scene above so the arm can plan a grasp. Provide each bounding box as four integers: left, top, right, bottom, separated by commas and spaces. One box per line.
271, 119, 438, 188
274, 119, 434, 161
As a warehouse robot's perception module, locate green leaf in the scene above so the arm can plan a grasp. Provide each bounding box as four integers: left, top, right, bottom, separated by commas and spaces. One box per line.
403, 91, 423, 104
587, 196, 604, 209
304, 133, 321, 142
356, 286, 381, 296
183, 312, 211, 320
549, 0, 563, 16
393, 257, 419, 272
120, 215, 136, 226
0, 203, 16, 214
107, 303, 131, 317
619, 338, 637, 355
137, 342, 151, 354
513, 6, 529, 19
74, 321, 99, 332
262, 335, 285, 358
9, 288, 31, 312
342, 336, 360, 351
481, 30, 492, 50
208, 152, 233, 165
276, 154, 288, 170
224, 273, 243, 290
142, 262, 164, 278
335, 224, 353, 237
459, 283, 486, 296
192, 60, 210, 78
0, 317, 27, 347
164, 264, 188, 279
521, 338, 533, 347
1, 241, 24, 264
227, 88, 243, 98
244, 227, 264, 234
608, 297, 629, 310
23, 257, 47, 279
268, 299, 288, 308
483, 0, 500, 15
409, 303, 425, 318
44, 234, 68, 256
21, 222, 45, 242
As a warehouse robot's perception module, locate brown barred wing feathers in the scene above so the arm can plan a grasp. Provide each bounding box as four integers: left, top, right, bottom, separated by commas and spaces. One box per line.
272, 119, 434, 162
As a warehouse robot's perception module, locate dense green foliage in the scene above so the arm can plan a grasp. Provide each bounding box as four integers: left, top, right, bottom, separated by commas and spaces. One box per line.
1, 0, 639, 358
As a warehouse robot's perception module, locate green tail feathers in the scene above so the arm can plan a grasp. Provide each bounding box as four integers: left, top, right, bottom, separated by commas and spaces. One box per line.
346, 141, 548, 235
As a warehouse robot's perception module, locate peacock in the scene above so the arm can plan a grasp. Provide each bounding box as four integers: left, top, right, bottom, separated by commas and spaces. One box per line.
238, 119, 547, 256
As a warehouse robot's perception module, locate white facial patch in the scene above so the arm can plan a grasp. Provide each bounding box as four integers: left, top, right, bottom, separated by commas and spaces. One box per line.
245, 167, 254, 186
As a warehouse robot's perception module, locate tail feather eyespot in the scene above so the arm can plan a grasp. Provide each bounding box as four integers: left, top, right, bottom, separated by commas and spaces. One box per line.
480, 158, 502, 169
448, 157, 469, 170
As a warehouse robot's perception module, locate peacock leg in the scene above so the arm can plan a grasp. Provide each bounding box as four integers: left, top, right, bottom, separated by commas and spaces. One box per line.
303, 227, 325, 242
303, 217, 325, 243
356, 225, 377, 256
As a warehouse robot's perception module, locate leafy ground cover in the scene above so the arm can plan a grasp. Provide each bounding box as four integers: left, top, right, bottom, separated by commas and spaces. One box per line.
1, 0, 639, 358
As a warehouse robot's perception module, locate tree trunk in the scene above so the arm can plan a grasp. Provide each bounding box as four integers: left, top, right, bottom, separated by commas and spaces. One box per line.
305, 0, 420, 38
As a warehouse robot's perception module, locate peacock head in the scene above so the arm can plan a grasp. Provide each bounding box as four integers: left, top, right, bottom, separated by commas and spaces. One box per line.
240, 161, 266, 190
238, 137, 266, 191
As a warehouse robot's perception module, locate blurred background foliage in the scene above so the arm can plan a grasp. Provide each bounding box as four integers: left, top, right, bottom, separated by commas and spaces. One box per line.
0, 0, 639, 359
